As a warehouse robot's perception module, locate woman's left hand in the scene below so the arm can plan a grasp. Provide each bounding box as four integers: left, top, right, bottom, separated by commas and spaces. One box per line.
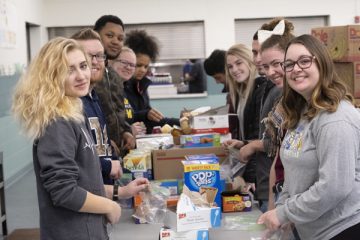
257, 209, 281, 231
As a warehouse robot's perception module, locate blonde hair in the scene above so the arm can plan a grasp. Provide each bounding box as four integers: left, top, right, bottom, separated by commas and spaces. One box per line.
12, 37, 88, 140
225, 44, 257, 108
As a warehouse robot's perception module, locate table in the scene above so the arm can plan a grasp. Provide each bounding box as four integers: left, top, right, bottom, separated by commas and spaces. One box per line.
110, 207, 266, 240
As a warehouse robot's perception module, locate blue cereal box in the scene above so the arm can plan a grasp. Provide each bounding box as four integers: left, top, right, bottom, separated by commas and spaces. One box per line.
182, 154, 221, 207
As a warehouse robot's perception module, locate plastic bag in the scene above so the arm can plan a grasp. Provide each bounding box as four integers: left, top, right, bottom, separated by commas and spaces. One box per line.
133, 182, 170, 224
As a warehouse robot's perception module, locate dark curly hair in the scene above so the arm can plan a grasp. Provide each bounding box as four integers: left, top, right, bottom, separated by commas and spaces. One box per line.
94, 15, 124, 32
125, 30, 159, 62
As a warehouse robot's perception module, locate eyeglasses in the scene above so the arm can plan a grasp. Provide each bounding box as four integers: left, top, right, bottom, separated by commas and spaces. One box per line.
88, 53, 107, 62
282, 56, 316, 72
114, 59, 136, 69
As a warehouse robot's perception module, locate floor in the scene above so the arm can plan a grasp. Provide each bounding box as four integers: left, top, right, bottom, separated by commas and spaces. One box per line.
2, 169, 40, 237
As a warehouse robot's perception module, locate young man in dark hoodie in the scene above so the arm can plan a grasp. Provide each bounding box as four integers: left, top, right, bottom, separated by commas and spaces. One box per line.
93, 15, 135, 156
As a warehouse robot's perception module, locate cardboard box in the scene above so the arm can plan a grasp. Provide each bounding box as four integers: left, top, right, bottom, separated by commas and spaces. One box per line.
190, 105, 229, 130
182, 155, 221, 207
180, 133, 220, 148
164, 194, 221, 232
334, 61, 360, 98
311, 25, 360, 62
159, 227, 209, 240
152, 146, 226, 180
221, 191, 252, 213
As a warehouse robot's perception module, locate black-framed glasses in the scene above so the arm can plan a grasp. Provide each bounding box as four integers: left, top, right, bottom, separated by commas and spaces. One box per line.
282, 56, 316, 72
114, 59, 136, 69
88, 53, 106, 62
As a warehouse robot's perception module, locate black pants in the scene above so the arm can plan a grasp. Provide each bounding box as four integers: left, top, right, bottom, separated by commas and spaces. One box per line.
330, 222, 360, 240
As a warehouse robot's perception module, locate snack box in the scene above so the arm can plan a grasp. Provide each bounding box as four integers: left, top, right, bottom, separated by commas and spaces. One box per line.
221, 191, 252, 212
180, 133, 220, 148
182, 154, 221, 207
159, 227, 209, 240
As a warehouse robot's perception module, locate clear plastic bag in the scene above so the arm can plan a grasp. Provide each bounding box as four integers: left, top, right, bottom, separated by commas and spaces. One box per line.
133, 182, 170, 224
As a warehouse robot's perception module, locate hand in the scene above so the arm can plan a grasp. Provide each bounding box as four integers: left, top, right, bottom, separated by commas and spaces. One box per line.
257, 209, 281, 231
122, 132, 135, 150
120, 177, 149, 199
239, 143, 255, 163
131, 122, 146, 136
110, 160, 123, 179
223, 139, 245, 149
147, 108, 164, 122
106, 201, 121, 224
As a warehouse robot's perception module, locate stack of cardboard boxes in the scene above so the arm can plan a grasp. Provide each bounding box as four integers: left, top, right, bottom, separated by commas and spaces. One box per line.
312, 25, 360, 100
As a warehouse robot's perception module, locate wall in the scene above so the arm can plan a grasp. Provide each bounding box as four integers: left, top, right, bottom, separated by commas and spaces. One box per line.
42, 0, 360, 55
2, 0, 360, 182
0, 0, 45, 184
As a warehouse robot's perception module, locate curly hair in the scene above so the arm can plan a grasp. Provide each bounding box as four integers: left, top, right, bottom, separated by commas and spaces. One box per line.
260, 18, 295, 52
281, 34, 355, 129
125, 30, 159, 62
94, 15, 124, 32
12, 37, 88, 140
225, 44, 257, 110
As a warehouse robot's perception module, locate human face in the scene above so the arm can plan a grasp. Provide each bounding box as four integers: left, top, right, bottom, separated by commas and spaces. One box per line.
261, 47, 285, 88
65, 49, 91, 97
284, 43, 319, 101
212, 73, 226, 84
112, 51, 136, 81
252, 40, 265, 75
134, 53, 151, 81
78, 39, 105, 85
98, 22, 124, 60
226, 54, 250, 83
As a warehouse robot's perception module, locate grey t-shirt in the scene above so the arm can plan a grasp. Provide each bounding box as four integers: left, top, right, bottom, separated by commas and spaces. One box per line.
277, 100, 360, 240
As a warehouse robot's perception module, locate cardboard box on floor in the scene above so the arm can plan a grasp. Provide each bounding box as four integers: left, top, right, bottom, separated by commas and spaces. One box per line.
311, 25, 360, 62
152, 146, 226, 180
334, 61, 360, 98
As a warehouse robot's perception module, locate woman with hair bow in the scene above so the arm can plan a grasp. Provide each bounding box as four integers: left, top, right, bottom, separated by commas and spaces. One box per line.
258, 34, 360, 240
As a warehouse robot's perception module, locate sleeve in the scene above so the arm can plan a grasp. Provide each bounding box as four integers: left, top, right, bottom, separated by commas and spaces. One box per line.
36, 120, 87, 211
276, 120, 358, 224
99, 156, 112, 178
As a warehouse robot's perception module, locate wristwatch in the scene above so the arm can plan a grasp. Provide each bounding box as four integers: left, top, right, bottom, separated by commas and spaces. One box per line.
112, 180, 119, 201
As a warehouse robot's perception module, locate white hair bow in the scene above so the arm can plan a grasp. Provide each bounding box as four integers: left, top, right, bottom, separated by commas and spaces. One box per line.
257, 20, 285, 44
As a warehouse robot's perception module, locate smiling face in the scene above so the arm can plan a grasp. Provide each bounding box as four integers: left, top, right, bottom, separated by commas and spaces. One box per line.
134, 53, 151, 81
97, 22, 124, 60
65, 49, 91, 97
285, 43, 320, 101
78, 39, 105, 85
252, 39, 265, 75
261, 47, 285, 88
112, 50, 136, 81
226, 54, 250, 83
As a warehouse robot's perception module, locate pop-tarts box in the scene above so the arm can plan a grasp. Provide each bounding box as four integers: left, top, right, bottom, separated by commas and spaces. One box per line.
182, 154, 221, 207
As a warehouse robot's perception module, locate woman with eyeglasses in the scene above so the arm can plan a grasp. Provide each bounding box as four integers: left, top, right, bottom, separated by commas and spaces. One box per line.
124, 30, 180, 134
258, 34, 360, 240
110, 47, 146, 136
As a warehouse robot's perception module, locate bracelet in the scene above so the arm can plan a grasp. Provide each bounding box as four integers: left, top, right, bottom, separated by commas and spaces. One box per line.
112, 181, 119, 201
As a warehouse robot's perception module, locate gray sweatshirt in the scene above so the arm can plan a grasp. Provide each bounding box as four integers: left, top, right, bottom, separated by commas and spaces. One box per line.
33, 118, 108, 240
277, 100, 360, 240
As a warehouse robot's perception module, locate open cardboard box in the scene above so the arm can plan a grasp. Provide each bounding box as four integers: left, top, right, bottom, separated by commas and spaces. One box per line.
159, 227, 209, 240
164, 187, 221, 232
152, 146, 226, 180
